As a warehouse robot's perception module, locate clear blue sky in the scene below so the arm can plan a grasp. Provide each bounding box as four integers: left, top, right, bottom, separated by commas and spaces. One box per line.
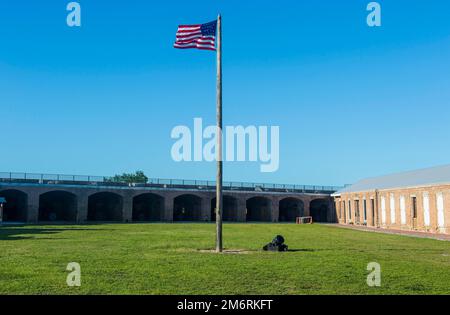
1, 0, 450, 186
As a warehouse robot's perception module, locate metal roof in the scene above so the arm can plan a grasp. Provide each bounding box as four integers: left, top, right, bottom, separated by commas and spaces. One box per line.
334, 164, 450, 195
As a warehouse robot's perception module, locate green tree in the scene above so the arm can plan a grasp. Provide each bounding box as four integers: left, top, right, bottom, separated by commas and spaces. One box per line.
106, 171, 149, 184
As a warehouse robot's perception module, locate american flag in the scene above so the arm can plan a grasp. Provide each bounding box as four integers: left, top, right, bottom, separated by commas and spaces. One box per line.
174, 20, 217, 51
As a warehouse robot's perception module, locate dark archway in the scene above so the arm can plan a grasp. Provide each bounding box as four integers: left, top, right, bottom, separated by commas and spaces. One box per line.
173, 194, 202, 221
132, 193, 164, 221
211, 196, 239, 222
88, 192, 123, 222
279, 198, 304, 222
0, 189, 28, 222
310, 199, 329, 223
246, 197, 272, 222
39, 191, 77, 221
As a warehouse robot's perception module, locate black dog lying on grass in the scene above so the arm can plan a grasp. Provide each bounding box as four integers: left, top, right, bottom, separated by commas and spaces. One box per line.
263, 235, 288, 252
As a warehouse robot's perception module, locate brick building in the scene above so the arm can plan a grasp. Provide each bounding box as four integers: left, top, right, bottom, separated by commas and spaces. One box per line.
332, 165, 450, 234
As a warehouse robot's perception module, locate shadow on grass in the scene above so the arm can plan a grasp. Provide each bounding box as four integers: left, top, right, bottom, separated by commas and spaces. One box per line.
287, 248, 316, 252
0, 226, 109, 241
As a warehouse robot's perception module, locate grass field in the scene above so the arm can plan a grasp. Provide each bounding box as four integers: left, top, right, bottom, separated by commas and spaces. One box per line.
0, 223, 449, 295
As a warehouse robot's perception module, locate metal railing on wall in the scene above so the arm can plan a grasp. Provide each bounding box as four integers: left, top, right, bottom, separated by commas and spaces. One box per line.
0, 172, 342, 194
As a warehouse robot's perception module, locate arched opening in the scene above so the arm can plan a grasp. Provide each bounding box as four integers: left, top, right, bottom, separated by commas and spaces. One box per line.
132, 193, 164, 221
0, 189, 28, 222
279, 197, 304, 222
211, 196, 239, 222
88, 192, 123, 222
246, 197, 272, 222
39, 191, 77, 221
310, 199, 330, 223
173, 194, 202, 221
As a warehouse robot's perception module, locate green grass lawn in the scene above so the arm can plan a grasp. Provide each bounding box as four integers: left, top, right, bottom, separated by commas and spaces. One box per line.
0, 223, 449, 295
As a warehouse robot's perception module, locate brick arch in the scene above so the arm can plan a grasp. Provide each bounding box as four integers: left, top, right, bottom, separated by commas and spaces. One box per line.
173, 194, 203, 221
171, 192, 205, 200
0, 189, 28, 222
246, 196, 272, 222
279, 197, 304, 222
38, 190, 77, 222
87, 192, 123, 222
211, 195, 239, 222
132, 193, 164, 221
310, 198, 330, 223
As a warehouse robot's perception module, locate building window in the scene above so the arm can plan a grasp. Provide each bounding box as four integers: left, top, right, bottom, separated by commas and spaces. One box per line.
436, 193, 445, 229
342, 201, 346, 222
371, 199, 376, 226
400, 195, 406, 225
411, 196, 418, 221
423, 193, 430, 227
355, 200, 360, 224
348, 200, 352, 220
363, 199, 367, 223
390, 193, 396, 224
381, 196, 386, 224
338, 201, 342, 219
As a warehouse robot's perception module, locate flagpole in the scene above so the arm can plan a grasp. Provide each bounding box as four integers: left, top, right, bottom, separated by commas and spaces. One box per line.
215, 14, 223, 253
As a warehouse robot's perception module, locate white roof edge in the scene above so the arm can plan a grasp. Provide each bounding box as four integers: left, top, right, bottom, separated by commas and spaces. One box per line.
334, 164, 450, 195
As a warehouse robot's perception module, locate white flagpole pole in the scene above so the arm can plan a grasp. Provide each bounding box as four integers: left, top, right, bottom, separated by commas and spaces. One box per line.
216, 14, 223, 253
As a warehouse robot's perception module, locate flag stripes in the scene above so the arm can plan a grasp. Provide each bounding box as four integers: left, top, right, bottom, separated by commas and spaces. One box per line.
174, 21, 217, 51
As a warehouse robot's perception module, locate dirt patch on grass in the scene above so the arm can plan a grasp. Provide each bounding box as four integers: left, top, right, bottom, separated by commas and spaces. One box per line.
171, 248, 253, 254
198, 249, 253, 254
